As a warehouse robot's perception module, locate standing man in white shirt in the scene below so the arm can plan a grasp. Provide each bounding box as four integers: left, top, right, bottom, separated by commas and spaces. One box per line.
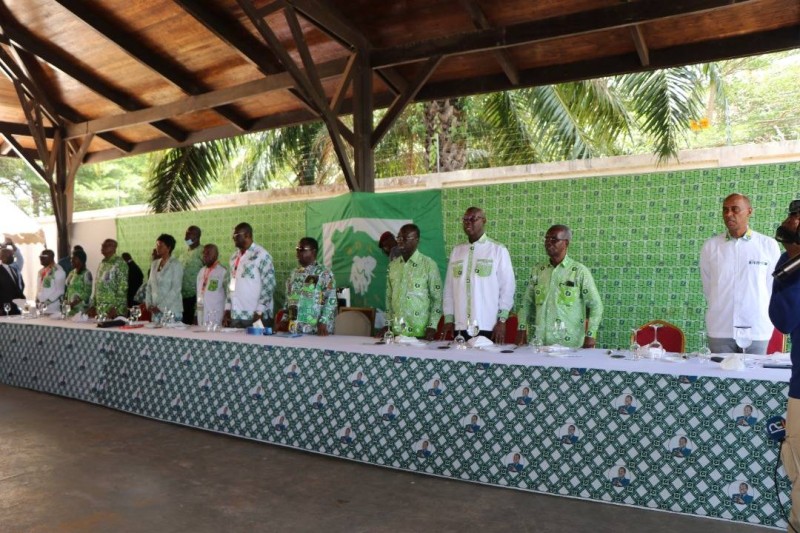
35, 249, 66, 314
223, 222, 276, 328
700, 193, 781, 354
196, 244, 226, 327
442, 207, 515, 343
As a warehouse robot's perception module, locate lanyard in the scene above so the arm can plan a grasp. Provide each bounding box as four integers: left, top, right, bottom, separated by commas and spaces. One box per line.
233, 249, 246, 277
39, 266, 51, 285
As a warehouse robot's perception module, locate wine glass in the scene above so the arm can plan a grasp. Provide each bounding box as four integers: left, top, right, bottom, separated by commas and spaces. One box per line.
395, 316, 407, 337
630, 328, 641, 360
383, 327, 395, 345
734, 326, 753, 366
466, 318, 479, 338
551, 319, 566, 345
696, 330, 711, 364
454, 330, 466, 350
529, 326, 542, 353
3, 302, 10, 316
649, 323, 664, 359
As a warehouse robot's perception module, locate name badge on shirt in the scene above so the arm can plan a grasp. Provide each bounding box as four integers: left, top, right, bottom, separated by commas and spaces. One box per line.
229, 278, 236, 293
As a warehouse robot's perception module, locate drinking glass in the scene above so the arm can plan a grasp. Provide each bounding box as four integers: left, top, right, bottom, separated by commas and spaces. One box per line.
3, 302, 10, 316
529, 326, 542, 353
696, 330, 711, 364
629, 328, 641, 360
383, 328, 395, 345
396, 317, 407, 336
454, 330, 466, 350
466, 319, 480, 338
649, 323, 664, 359
734, 326, 752, 354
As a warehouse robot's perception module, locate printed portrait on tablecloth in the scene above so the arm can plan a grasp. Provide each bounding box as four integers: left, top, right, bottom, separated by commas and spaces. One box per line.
504, 452, 527, 474
730, 403, 760, 428
667, 434, 693, 459
337, 426, 356, 445
249, 382, 265, 399
379, 403, 399, 422
512, 384, 533, 406
310, 392, 326, 409
414, 439, 435, 458
729, 480, 757, 506
461, 413, 482, 434
272, 414, 288, 432
613, 393, 638, 416
350, 369, 367, 388
556, 423, 582, 445
608, 464, 633, 488
425, 376, 445, 397
284, 361, 300, 379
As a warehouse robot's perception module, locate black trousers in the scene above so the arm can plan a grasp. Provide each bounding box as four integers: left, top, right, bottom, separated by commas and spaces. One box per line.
182, 296, 196, 325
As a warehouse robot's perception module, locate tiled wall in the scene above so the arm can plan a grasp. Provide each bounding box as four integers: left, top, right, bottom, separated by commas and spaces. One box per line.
118, 162, 799, 350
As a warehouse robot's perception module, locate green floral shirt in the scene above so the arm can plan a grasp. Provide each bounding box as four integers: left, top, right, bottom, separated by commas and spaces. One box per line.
65, 268, 93, 315
518, 255, 604, 348
284, 262, 337, 333
178, 246, 204, 298
93, 255, 129, 315
386, 250, 443, 337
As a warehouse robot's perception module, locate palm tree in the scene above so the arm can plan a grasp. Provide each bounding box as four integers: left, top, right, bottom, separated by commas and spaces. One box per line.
147, 65, 720, 212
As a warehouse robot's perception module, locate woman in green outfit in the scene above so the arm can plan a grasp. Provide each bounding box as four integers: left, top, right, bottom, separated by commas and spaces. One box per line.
64, 249, 93, 316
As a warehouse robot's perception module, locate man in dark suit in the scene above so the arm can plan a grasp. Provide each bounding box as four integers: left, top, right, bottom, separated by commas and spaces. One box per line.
121, 253, 144, 306
0, 247, 25, 314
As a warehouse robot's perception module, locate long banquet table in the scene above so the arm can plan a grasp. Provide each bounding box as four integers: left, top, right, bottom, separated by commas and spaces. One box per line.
0, 317, 790, 528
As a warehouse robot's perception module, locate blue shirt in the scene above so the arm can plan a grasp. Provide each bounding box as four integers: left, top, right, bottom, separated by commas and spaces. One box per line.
768, 252, 800, 398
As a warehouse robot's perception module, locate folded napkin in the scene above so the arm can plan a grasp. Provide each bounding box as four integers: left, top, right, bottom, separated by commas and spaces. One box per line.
541, 344, 570, 353
467, 336, 494, 348
721, 353, 746, 371
395, 335, 425, 346
771, 352, 791, 362
635, 345, 665, 359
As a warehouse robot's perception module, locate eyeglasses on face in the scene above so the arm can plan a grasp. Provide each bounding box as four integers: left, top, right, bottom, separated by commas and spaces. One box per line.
543, 237, 567, 243
395, 235, 418, 242
462, 215, 485, 223
295, 247, 315, 252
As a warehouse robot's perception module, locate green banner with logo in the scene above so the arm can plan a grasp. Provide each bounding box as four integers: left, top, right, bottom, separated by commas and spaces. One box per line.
305, 191, 446, 310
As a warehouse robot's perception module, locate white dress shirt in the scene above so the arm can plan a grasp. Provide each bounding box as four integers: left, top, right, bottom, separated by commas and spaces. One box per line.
196, 263, 227, 326
443, 234, 515, 331
36, 264, 66, 313
700, 228, 781, 340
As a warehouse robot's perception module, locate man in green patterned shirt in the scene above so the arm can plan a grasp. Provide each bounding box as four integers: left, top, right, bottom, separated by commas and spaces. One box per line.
280, 237, 337, 335
516, 225, 603, 348
89, 238, 129, 318
383, 224, 442, 340
179, 225, 203, 324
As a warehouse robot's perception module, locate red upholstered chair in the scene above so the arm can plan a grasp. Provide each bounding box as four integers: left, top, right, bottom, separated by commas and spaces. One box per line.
634, 320, 685, 353
767, 328, 787, 354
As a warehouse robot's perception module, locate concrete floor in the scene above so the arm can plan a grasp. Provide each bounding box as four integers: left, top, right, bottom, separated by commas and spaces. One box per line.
0, 383, 780, 533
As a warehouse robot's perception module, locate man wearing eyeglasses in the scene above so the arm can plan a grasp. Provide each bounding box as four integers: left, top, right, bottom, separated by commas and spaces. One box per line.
383, 224, 442, 340
280, 237, 336, 335
516, 225, 603, 348
442, 207, 515, 343
223, 222, 276, 328
700, 193, 780, 354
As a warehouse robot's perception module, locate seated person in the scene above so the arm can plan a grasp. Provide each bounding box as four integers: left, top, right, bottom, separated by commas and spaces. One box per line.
506, 453, 524, 473
516, 387, 532, 406
465, 414, 481, 433
618, 395, 636, 415
671, 436, 692, 458
560, 425, 579, 445
611, 467, 630, 487
735, 405, 757, 427
731, 482, 753, 505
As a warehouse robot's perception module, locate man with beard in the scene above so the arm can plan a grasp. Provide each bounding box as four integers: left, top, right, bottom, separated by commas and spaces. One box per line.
700, 193, 780, 354
516, 225, 603, 348
442, 207, 515, 343
768, 199, 800, 531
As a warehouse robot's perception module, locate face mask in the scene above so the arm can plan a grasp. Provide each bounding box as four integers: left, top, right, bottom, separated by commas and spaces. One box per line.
775, 224, 800, 245
185, 239, 194, 246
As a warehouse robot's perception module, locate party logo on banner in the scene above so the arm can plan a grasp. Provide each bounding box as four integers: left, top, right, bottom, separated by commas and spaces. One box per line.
306, 191, 446, 310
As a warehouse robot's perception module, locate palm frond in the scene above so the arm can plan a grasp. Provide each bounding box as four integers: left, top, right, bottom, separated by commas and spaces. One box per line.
147, 137, 240, 213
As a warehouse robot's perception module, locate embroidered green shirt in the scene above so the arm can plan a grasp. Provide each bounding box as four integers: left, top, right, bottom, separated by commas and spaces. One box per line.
65, 268, 93, 315
386, 250, 443, 337
284, 262, 337, 333
178, 246, 204, 298
92, 254, 128, 314
518, 255, 604, 348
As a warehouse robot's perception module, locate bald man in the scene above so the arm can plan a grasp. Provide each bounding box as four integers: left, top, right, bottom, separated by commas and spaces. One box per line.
196, 243, 227, 326
700, 193, 780, 354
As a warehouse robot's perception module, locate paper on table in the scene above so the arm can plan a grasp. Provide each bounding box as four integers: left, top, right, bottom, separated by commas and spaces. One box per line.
467, 336, 493, 348
395, 335, 426, 346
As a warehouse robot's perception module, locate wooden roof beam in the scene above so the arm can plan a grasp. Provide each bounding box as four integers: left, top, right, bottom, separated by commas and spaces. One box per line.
0, 13, 187, 142
458, 0, 519, 86
64, 57, 349, 139
286, 0, 368, 50
371, 0, 757, 68
630, 26, 650, 66
416, 26, 800, 101
52, 0, 250, 131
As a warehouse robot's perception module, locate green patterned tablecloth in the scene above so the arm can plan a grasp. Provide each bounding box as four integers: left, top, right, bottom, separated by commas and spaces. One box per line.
0, 320, 790, 528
